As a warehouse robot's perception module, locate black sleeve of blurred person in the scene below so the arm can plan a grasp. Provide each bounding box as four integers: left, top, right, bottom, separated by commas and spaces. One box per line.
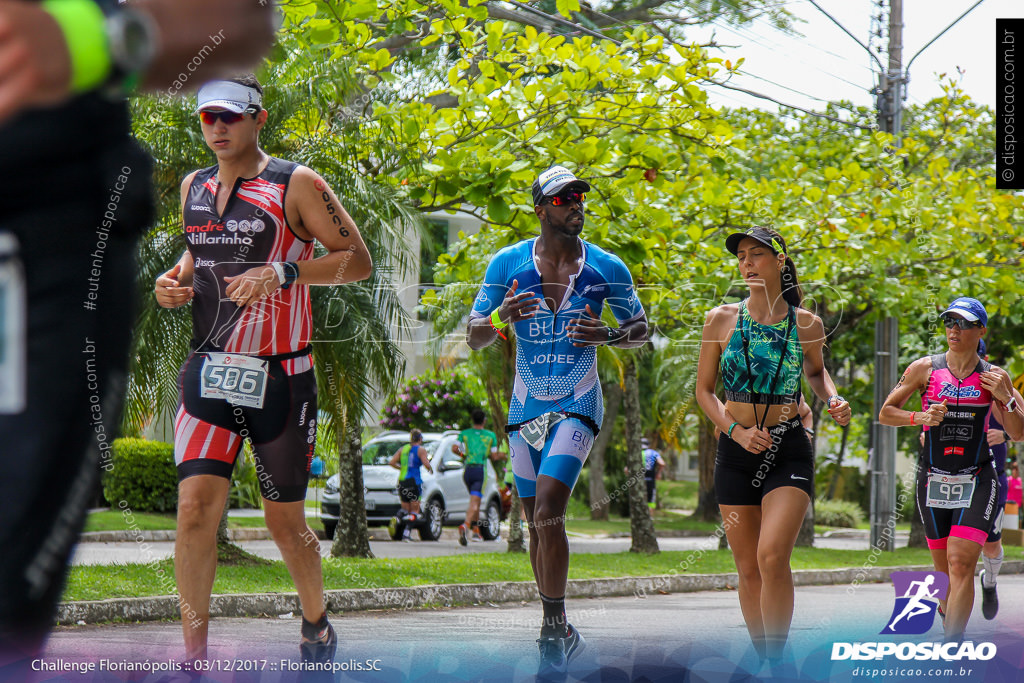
0, 3, 155, 656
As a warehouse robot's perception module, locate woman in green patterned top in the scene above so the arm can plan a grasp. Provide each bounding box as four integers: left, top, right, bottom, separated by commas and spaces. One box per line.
452, 408, 501, 544
695, 227, 851, 663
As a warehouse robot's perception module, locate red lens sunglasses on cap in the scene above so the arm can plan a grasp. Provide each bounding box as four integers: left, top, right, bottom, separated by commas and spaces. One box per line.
547, 191, 586, 207
199, 109, 254, 125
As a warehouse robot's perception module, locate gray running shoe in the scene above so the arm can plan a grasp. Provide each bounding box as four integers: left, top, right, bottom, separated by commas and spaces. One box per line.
537, 623, 585, 673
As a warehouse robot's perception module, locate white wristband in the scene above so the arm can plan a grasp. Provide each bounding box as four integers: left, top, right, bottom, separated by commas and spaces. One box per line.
270, 262, 287, 286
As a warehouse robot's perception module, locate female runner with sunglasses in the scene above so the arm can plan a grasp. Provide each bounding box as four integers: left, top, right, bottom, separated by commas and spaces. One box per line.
880, 297, 1024, 640
696, 227, 851, 662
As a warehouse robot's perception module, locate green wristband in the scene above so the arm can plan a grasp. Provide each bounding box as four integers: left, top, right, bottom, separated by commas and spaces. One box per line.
727, 422, 740, 439
490, 308, 508, 330
42, 0, 112, 93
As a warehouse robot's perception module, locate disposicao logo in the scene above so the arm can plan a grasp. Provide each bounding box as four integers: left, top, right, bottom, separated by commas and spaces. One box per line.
830, 571, 997, 663
881, 571, 948, 635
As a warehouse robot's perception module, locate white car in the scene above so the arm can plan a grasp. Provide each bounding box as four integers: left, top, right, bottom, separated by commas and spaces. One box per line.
320, 430, 506, 541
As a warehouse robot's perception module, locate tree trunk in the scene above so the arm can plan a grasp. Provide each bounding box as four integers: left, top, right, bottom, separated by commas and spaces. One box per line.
826, 424, 850, 500
908, 505, 927, 548
795, 421, 815, 547
589, 379, 621, 521
796, 499, 815, 547
692, 412, 720, 522
331, 414, 373, 558
624, 357, 659, 554
908, 442, 927, 548
506, 482, 526, 553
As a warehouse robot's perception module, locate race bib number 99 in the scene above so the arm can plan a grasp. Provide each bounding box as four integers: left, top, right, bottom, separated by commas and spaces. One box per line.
925, 472, 976, 510
200, 353, 268, 408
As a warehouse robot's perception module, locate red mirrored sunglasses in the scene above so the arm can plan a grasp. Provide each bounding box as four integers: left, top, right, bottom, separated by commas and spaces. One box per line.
199, 109, 249, 125
547, 191, 586, 207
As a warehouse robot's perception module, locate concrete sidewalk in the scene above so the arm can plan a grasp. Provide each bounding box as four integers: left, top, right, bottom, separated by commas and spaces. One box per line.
57, 561, 1024, 626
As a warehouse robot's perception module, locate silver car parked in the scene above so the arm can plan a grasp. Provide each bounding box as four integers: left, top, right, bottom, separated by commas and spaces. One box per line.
320, 430, 506, 541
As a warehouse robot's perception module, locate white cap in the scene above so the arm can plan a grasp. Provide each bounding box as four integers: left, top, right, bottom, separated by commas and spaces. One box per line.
195, 81, 263, 114
531, 165, 590, 205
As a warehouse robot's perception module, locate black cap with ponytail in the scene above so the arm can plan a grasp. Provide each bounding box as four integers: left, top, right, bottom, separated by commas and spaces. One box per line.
726, 226, 803, 308
780, 254, 803, 308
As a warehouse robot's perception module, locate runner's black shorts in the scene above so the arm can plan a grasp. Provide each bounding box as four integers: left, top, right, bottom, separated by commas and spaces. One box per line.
398, 478, 421, 503
917, 461, 999, 549
463, 464, 485, 497
174, 350, 317, 503
645, 476, 657, 503
715, 418, 814, 506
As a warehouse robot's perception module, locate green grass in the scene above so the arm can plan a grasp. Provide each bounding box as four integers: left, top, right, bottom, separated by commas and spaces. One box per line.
565, 513, 722, 536
83, 509, 298, 532
62, 546, 992, 602
657, 480, 700, 510
83, 510, 177, 532
813, 522, 913, 534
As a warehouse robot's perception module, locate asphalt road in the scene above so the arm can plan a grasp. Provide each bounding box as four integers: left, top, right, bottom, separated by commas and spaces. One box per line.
41, 575, 1024, 682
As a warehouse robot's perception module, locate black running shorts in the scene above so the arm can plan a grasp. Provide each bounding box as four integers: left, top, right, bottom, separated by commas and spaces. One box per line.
397, 478, 421, 503
715, 418, 814, 506
174, 350, 317, 502
917, 461, 998, 549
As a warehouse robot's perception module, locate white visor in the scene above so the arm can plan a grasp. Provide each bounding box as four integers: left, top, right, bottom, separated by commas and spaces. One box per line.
942, 306, 979, 322
195, 81, 263, 114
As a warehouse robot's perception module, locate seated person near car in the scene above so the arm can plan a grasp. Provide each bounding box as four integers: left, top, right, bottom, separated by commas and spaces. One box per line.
389, 429, 433, 539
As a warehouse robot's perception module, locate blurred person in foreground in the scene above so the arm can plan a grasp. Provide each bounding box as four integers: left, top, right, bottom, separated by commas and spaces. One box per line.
0, 0, 275, 666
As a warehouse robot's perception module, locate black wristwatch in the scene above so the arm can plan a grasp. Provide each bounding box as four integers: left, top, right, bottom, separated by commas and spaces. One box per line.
280, 262, 300, 290
104, 7, 159, 92
606, 327, 625, 346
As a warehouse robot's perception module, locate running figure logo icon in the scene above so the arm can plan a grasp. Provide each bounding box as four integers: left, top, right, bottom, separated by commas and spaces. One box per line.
880, 571, 949, 635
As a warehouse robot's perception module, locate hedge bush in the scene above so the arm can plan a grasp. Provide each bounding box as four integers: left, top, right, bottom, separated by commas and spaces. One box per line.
379, 369, 485, 431
103, 438, 178, 513
815, 498, 865, 528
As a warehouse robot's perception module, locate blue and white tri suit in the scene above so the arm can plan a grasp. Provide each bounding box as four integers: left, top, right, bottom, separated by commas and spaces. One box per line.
470, 238, 646, 496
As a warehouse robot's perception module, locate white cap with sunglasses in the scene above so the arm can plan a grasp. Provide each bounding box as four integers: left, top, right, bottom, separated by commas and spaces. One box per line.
532, 166, 591, 206
195, 80, 263, 114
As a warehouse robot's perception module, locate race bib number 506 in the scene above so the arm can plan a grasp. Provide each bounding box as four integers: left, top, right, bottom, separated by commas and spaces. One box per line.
200, 353, 268, 408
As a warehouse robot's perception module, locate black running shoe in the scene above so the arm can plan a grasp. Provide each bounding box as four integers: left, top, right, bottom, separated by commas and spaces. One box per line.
300, 618, 337, 664
980, 569, 999, 620
537, 623, 585, 672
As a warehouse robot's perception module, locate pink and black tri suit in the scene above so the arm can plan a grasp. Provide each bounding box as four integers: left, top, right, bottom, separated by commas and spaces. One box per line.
918, 354, 999, 549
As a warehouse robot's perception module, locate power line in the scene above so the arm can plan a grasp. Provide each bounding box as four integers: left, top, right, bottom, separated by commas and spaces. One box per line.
733, 69, 866, 115
706, 81, 874, 130
750, 10, 878, 72
804, 0, 886, 72
712, 20, 874, 93
492, 1, 874, 132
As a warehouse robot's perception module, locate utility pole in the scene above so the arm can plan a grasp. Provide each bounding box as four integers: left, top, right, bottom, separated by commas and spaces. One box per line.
807, 0, 986, 553
870, 0, 902, 552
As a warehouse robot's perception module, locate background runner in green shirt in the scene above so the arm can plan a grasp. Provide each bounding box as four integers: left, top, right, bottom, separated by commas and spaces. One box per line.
452, 409, 501, 543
